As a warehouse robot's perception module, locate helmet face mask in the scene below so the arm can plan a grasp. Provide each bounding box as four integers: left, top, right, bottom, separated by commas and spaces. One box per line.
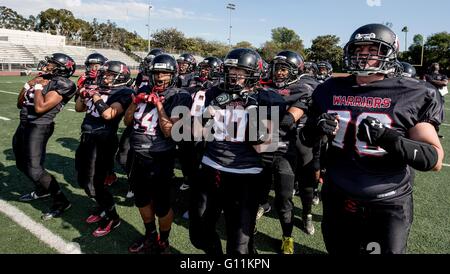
38, 53, 76, 78
98, 61, 131, 88
84, 53, 107, 73
317, 61, 333, 80
271, 59, 299, 88
177, 53, 196, 74
269, 51, 304, 88
344, 24, 399, 76
222, 48, 262, 93
197, 57, 223, 81
149, 54, 179, 90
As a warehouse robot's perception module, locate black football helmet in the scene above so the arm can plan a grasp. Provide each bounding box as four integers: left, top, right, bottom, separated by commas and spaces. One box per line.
304, 62, 318, 77
197, 56, 223, 80
37, 53, 76, 78
98, 60, 131, 88
148, 54, 179, 88
400, 61, 417, 78
343, 23, 400, 76
177, 53, 197, 74
316, 61, 333, 80
85, 53, 107, 67
270, 50, 304, 87
140, 48, 165, 74
223, 48, 263, 93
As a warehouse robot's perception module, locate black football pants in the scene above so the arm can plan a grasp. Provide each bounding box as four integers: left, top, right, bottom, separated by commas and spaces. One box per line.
189, 165, 261, 255
75, 131, 118, 210
321, 182, 413, 254
12, 122, 55, 194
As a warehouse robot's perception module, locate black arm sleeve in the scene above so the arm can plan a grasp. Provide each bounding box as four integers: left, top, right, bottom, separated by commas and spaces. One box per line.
379, 129, 439, 171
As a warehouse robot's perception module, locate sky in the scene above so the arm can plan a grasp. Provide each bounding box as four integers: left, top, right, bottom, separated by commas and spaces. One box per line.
1, 0, 449, 49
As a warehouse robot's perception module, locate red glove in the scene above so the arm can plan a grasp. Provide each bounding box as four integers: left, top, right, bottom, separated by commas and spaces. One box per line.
89, 70, 98, 79
77, 75, 87, 89
79, 89, 90, 99
148, 93, 165, 105
133, 93, 148, 104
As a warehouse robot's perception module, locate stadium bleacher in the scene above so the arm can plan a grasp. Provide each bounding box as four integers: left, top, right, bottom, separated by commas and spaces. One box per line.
0, 41, 36, 64
0, 29, 140, 70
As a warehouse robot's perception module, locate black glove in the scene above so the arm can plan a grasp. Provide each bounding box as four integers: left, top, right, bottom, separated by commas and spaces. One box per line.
357, 116, 400, 146
280, 113, 296, 130
316, 113, 339, 136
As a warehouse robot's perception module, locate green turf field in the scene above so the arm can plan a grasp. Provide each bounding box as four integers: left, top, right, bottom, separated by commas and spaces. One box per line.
0, 76, 449, 254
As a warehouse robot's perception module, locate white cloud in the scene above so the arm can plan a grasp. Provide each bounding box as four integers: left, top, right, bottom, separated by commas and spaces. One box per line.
366, 0, 382, 7
1, 0, 218, 21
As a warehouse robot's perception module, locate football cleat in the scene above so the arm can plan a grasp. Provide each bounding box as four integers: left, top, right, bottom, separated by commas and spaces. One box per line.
179, 183, 190, 191
128, 234, 159, 254
303, 214, 315, 235
256, 204, 271, 220
19, 191, 50, 202
104, 173, 118, 186
281, 236, 294, 254
92, 217, 121, 237
86, 209, 106, 224
41, 201, 71, 221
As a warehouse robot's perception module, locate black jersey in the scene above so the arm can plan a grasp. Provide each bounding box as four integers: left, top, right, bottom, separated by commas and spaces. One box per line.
202, 85, 286, 173
81, 87, 133, 133
177, 72, 195, 88
310, 75, 442, 200
425, 72, 448, 89
130, 87, 192, 156
134, 72, 150, 90
20, 76, 76, 125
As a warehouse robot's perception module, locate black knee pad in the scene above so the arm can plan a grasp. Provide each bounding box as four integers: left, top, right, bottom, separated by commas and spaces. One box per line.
154, 200, 171, 218
134, 192, 152, 208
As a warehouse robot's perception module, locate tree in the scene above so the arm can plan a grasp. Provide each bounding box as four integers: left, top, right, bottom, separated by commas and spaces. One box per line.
0, 6, 35, 30
151, 28, 186, 52
258, 41, 282, 61
309, 35, 343, 71
234, 41, 254, 49
35, 9, 77, 37
424, 32, 450, 70
401, 32, 450, 75
259, 27, 305, 61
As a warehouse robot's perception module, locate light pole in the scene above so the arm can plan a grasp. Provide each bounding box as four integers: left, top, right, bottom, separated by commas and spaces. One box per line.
147, 2, 153, 52
226, 3, 236, 48
401, 26, 408, 52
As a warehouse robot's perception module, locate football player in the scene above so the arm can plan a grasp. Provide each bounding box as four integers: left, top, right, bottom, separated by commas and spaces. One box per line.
75, 61, 133, 237
77, 53, 108, 92
177, 56, 223, 192
304, 62, 318, 78
14, 53, 76, 220
316, 61, 333, 83
257, 51, 319, 254
300, 24, 444, 254
116, 49, 165, 199
135, 48, 165, 90
177, 53, 197, 88
125, 54, 192, 254
188, 48, 286, 254
425, 63, 447, 138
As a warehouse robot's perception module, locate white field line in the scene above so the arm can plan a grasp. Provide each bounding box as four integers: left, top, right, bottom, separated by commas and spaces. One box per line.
0, 199, 82, 254
0, 116, 11, 121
